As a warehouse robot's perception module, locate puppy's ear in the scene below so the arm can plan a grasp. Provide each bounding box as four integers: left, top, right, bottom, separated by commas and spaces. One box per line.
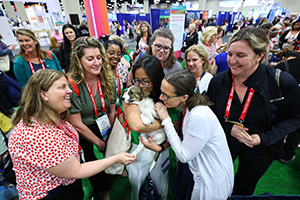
140, 87, 150, 98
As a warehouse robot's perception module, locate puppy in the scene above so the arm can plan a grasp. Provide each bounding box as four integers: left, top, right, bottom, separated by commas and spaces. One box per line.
122, 85, 166, 156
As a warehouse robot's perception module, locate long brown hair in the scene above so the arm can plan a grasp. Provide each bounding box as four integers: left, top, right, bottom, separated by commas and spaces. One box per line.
14, 29, 51, 61
68, 37, 115, 103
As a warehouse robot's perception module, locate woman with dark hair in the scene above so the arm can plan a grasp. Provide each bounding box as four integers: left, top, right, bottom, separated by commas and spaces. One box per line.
123, 55, 179, 200
153, 70, 234, 200
59, 24, 79, 73
279, 19, 300, 49
207, 26, 300, 195
14, 29, 62, 88
136, 21, 151, 53
104, 40, 128, 98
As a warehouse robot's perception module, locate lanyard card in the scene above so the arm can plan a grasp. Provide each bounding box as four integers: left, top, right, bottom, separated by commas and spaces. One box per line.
96, 114, 111, 142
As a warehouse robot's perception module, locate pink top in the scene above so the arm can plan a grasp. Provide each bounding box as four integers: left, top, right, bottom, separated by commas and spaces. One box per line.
52, 32, 64, 43
9, 118, 80, 200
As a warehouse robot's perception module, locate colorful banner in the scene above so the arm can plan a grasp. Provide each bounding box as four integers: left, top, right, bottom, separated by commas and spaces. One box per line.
170, 5, 186, 58
83, 0, 110, 38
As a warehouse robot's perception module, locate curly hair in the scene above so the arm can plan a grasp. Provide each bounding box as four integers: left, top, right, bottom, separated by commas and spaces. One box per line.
12, 69, 68, 126
184, 45, 211, 73
68, 37, 115, 103
15, 28, 51, 61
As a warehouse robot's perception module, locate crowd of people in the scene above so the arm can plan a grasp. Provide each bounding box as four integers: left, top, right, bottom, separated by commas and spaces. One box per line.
0, 14, 300, 200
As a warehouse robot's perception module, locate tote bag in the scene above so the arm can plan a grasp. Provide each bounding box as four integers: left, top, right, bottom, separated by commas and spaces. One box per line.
105, 105, 131, 175
0, 55, 10, 72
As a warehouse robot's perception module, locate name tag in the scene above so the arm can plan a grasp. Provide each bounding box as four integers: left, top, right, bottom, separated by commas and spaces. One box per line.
95, 114, 111, 142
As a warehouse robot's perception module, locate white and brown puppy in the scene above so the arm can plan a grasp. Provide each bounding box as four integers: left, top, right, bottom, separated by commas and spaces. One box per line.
122, 85, 166, 156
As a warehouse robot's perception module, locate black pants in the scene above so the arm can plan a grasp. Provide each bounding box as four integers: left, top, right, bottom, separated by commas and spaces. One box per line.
80, 123, 111, 193
283, 128, 300, 159
171, 162, 194, 200
40, 180, 83, 200
229, 138, 273, 195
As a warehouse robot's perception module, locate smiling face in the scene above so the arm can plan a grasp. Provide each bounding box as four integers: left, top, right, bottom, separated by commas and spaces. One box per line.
151, 36, 172, 63
64, 28, 76, 42
80, 47, 102, 78
106, 44, 122, 67
17, 34, 37, 54
227, 40, 264, 79
134, 67, 153, 93
159, 79, 184, 108
186, 51, 205, 76
41, 76, 73, 114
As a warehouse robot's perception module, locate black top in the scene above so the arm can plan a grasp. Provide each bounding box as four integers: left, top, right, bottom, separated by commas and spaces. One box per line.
184, 31, 198, 49
275, 58, 300, 84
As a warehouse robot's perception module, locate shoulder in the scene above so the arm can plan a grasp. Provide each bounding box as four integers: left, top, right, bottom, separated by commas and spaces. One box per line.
14, 55, 25, 63
172, 61, 182, 69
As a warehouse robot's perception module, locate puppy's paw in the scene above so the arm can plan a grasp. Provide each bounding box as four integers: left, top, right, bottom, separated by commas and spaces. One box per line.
140, 114, 152, 125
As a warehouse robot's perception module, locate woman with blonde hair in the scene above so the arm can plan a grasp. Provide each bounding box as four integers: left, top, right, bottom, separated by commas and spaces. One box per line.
13, 28, 62, 88
68, 37, 117, 199
184, 45, 213, 94
9, 69, 136, 200
200, 26, 218, 61
182, 23, 198, 52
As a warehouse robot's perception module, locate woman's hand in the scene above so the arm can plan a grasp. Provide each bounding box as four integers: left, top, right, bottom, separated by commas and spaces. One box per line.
139, 135, 161, 152
231, 124, 254, 148
95, 139, 106, 152
115, 152, 137, 165
154, 102, 169, 121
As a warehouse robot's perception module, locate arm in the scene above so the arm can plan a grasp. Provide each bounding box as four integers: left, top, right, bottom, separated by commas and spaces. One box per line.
258, 72, 300, 146
211, 62, 218, 75
279, 30, 289, 44
68, 113, 106, 151
108, 103, 116, 126
122, 101, 163, 133
159, 109, 210, 163
45, 153, 136, 179
13, 58, 29, 88
0, 43, 14, 56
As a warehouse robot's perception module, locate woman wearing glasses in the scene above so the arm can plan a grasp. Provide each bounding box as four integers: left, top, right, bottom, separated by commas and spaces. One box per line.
153, 70, 234, 200
127, 28, 182, 87
123, 55, 180, 200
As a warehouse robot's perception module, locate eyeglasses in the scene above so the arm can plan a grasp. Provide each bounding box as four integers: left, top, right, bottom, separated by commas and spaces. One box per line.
132, 78, 152, 88
153, 43, 172, 52
161, 91, 179, 101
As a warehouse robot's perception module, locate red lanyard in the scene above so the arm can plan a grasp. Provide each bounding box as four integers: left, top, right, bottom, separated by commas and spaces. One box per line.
290, 31, 299, 40
181, 108, 187, 130
205, 44, 217, 57
25, 53, 46, 74
0, 42, 3, 50
224, 75, 255, 125
115, 65, 121, 95
85, 77, 106, 117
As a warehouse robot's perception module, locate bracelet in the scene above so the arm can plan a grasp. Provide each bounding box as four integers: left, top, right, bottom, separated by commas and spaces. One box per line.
160, 144, 165, 152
